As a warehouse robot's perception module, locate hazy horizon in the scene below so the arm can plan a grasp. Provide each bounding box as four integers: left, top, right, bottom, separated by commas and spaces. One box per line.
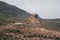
0, 0, 60, 19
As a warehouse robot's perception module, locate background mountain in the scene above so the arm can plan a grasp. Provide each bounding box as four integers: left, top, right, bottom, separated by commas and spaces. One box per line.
0, 1, 31, 20
0, 1, 31, 24
0, 1, 43, 25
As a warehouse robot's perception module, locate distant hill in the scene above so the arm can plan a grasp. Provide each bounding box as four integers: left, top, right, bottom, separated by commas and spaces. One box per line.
43, 19, 60, 23
0, 1, 31, 24
0, 1, 31, 20
42, 19, 60, 31
0, 1, 43, 24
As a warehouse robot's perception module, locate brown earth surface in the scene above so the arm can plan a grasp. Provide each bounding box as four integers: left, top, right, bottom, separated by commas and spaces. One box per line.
0, 24, 60, 40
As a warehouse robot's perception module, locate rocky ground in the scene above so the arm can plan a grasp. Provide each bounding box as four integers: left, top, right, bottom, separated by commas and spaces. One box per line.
0, 23, 60, 40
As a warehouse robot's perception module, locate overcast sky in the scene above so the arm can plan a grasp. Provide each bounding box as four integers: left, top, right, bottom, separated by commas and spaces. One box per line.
0, 0, 60, 19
